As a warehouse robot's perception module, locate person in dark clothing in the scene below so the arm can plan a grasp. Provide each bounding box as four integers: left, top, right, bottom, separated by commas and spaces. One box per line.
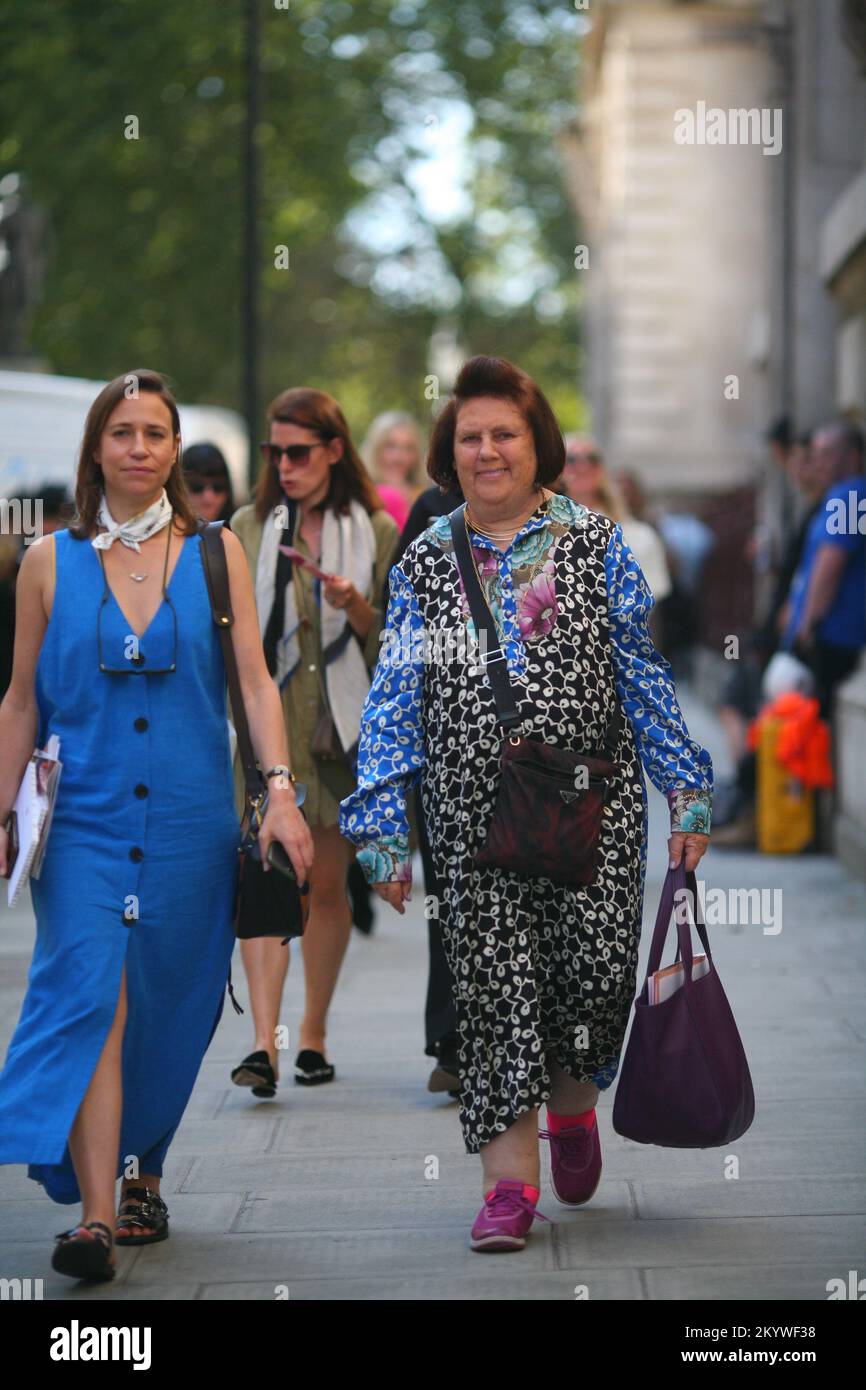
0, 542, 16, 703
0, 487, 72, 702
714, 432, 820, 838
386, 481, 464, 1092
716, 421, 865, 845
783, 420, 866, 716
387, 482, 465, 594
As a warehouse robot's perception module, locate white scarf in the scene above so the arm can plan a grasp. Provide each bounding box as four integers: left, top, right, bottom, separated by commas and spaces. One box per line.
255, 499, 377, 754
91, 489, 173, 552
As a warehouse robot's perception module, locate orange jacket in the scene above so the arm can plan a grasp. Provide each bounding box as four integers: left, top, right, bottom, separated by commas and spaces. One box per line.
747, 692, 833, 788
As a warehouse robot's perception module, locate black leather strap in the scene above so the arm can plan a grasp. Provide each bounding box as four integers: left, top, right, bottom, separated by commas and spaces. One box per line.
448, 502, 623, 755
449, 505, 522, 732
198, 520, 263, 803
601, 688, 623, 759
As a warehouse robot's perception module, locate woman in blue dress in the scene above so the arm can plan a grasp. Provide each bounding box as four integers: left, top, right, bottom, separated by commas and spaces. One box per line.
0, 369, 313, 1281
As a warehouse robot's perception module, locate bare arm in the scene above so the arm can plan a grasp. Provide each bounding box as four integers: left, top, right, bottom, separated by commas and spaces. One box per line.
222, 527, 314, 883
0, 538, 52, 874
796, 544, 848, 643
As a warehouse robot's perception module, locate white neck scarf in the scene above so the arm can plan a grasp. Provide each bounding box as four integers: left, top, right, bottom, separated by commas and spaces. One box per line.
255, 498, 377, 755
91, 489, 173, 552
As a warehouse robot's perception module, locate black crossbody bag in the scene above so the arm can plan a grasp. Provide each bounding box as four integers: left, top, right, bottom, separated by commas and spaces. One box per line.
199, 520, 310, 942
449, 504, 622, 887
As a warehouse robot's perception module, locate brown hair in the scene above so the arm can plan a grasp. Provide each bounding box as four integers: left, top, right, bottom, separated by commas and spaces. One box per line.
254, 387, 383, 522
69, 369, 198, 539
427, 356, 565, 491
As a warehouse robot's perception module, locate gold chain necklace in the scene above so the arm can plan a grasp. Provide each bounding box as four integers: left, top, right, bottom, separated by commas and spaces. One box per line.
465, 489, 548, 545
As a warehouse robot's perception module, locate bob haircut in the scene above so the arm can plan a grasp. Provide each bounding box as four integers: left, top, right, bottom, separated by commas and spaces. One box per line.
69, 368, 198, 540
427, 356, 565, 491
254, 386, 383, 522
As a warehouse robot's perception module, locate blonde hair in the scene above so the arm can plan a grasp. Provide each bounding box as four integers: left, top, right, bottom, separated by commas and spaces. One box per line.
563, 433, 626, 524
361, 411, 426, 489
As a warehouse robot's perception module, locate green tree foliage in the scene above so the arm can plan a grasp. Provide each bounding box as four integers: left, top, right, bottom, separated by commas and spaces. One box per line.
0, 0, 587, 438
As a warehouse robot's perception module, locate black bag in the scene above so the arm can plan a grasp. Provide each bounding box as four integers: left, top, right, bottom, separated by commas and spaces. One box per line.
450, 503, 622, 887
199, 520, 310, 943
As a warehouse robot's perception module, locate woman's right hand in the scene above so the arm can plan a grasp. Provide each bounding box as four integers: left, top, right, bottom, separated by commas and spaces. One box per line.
258, 795, 315, 886
373, 879, 412, 914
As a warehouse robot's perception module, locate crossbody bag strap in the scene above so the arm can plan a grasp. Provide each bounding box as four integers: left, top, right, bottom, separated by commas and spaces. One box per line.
449, 503, 623, 753
449, 504, 522, 734
198, 520, 264, 804
600, 694, 623, 760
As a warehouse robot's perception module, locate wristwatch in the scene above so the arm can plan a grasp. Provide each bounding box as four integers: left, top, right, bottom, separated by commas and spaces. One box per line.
265, 764, 295, 784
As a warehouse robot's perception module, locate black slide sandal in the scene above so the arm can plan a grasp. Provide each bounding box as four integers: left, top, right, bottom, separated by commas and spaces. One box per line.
294, 1048, 335, 1085
231, 1049, 278, 1097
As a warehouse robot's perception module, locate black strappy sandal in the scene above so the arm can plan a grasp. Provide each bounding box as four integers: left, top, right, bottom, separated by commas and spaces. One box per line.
114, 1186, 170, 1246
52, 1221, 116, 1282
294, 1048, 335, 1086
231, 1050, 278, 1098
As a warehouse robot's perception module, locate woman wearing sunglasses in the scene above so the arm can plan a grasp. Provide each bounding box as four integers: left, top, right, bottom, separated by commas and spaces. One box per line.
182, 442, 236, 524
0, 369, 313, 1281
229, 387, 398, 1097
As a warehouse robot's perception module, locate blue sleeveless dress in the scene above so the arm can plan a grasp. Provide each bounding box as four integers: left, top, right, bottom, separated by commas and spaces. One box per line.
0, 527, 239, 1204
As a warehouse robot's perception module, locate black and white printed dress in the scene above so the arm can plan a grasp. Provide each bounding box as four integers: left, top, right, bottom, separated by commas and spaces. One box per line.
340, 492, 712, 1155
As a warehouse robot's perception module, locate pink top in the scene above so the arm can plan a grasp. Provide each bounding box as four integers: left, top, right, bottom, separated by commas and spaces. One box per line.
376, 484, 410, 533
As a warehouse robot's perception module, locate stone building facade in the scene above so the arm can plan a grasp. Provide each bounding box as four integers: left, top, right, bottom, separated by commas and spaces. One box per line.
562, 0, 866, 872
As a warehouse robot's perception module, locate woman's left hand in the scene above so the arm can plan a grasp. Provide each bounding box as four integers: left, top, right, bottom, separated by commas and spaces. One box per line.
668, 830, 710, 874
259, 794, 315, 886
322, 575, 359, 610
323, 575, 374, 639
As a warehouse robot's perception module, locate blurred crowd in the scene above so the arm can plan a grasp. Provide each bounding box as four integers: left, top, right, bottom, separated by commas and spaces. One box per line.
712, 416, 865, 850
2, 406, 863, 871
1, 393, 864, 1101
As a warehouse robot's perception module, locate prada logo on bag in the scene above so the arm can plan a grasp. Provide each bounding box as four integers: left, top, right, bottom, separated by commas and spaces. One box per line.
560, 790, 578, 804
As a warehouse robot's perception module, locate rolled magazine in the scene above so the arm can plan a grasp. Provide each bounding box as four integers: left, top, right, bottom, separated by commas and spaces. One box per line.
6, 735, 63, 908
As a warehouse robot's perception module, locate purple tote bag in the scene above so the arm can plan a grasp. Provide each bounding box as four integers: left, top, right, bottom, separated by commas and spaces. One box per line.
612, 863, 755, 1147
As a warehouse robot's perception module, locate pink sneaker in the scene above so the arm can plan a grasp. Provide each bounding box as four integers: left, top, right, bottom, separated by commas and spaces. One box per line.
538, 1120, 602, 1206
470, 1179, 551, 1253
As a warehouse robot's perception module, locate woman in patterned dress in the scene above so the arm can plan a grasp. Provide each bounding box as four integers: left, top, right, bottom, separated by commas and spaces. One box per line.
339, 356, 712, 1253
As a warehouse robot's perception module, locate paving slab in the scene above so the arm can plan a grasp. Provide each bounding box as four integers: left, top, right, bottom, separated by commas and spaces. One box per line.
1, 688, 865, 1300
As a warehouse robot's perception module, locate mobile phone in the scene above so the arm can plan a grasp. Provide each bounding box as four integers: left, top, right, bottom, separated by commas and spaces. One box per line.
265, 840, 297, 879
278, 544, 334, 583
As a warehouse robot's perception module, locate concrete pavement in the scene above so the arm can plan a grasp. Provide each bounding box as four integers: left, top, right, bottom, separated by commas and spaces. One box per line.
1, 689, 865, 1300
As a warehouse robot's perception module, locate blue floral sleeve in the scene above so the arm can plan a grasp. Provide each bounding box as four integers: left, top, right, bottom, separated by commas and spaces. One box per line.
605, 525, 713, 833
338, 565, 425, 883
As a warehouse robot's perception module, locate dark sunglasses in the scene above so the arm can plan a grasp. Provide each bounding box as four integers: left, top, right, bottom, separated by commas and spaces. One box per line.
259, 441, 327, 468
188, 479, 228, 496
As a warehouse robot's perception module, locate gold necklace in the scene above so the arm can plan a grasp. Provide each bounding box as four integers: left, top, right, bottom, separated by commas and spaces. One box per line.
465, 490, 548, 544
98, 517, 173, 582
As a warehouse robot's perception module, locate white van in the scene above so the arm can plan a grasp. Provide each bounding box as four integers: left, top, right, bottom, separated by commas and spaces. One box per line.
0, 370, 250, 503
